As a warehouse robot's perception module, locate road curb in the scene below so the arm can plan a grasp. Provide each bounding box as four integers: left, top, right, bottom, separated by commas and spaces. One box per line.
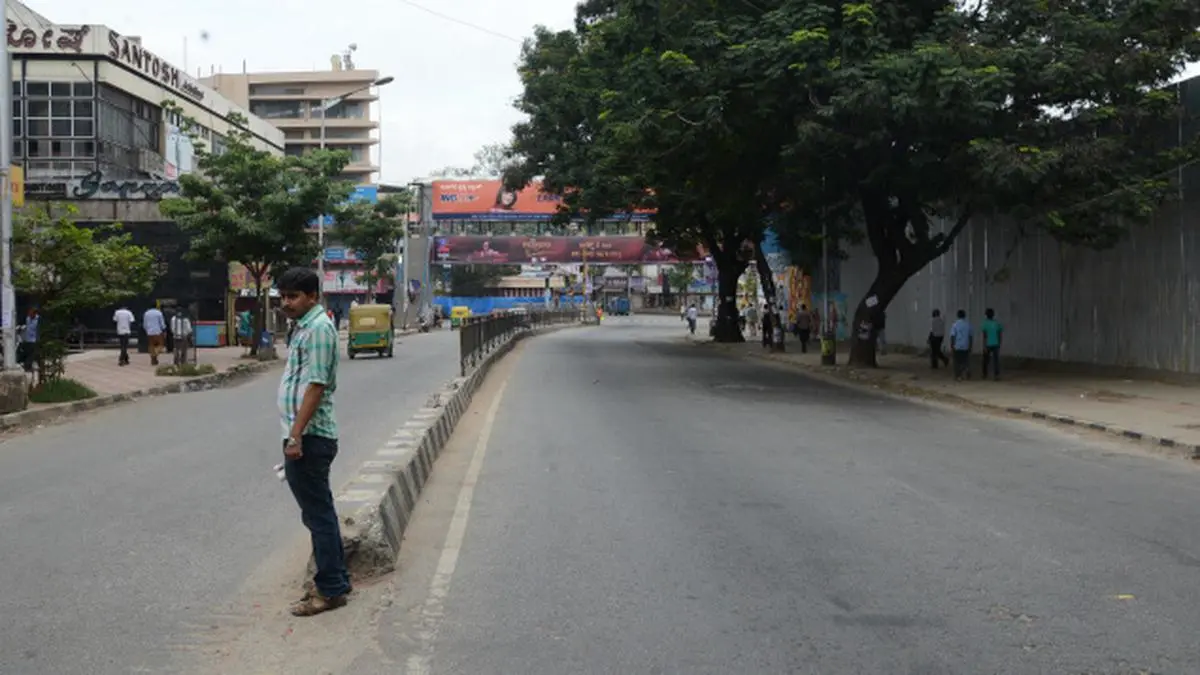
711, 343, 1200, 462
331, 322, 584, 580
0, 358, 282, 432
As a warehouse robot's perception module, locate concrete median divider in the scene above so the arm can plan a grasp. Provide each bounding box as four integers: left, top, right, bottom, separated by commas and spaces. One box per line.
331, 321, 583, 580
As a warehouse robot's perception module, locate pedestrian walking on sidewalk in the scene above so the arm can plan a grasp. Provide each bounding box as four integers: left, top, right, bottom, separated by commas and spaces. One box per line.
143, 306, 166, 366
19, 308, 39, 374
276, 267, 351, 617
113, 305, 134, 366
795, 304, 812, 353
685, 303, 698, 335
171, 311, 193, 366
745, 303, 759, 338
950, 309, 972, 381
980, 308, 1004, 380
928, 309, 950, 369
761, 304, 773, 348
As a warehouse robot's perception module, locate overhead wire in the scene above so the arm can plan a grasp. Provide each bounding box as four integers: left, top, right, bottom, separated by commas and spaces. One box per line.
395, 0, 523, 44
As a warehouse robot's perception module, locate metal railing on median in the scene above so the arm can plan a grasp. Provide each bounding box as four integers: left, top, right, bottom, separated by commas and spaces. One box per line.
459, 308, 581, 376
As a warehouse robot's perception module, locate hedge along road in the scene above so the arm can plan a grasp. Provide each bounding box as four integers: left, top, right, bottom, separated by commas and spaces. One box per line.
0, 329, 459, 675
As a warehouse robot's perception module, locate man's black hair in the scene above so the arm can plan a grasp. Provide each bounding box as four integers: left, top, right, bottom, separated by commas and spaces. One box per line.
276, 267, 320, 296
956, 309, 966, 319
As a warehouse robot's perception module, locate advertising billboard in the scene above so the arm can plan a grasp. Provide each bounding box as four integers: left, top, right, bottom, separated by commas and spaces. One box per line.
431, 235, 698, 265
431, 180, 653, 221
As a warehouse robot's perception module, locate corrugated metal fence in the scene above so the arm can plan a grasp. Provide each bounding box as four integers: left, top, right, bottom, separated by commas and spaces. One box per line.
839, 77, 1200, 374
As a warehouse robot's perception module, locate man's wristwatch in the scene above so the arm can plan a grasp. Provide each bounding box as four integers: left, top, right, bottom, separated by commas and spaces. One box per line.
286, 436, 299, 448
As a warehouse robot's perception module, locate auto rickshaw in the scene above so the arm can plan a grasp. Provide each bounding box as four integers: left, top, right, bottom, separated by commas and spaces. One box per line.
449, 305, 470, 329
347, 303, 394, 359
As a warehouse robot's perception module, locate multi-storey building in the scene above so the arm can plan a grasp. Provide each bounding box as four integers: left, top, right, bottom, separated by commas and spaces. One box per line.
6, 0, 285, 333
201, 64, 382, 185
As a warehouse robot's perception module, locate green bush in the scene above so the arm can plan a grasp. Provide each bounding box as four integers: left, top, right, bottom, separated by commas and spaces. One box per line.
29, 378, 97, 404
155, 363, 217, 377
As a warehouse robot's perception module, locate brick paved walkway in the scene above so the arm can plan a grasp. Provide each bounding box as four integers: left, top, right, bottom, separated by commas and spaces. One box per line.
54, 346, 261, 396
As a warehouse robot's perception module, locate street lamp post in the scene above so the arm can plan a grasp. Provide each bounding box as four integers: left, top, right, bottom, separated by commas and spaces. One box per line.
316, 75, 395, 295
0, 1, 15, 371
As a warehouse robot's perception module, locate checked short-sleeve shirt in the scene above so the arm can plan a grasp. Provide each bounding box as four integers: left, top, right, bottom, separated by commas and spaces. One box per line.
278, 304, 339, 440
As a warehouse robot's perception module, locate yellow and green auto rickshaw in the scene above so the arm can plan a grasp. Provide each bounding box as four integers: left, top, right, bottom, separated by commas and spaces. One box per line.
449, 306, 470, 329
347, 303, 394, 359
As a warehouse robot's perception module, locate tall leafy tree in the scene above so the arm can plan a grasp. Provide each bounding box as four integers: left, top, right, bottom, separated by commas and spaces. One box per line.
160, 105, 352, 354
14, 204, 157, 384
333, 193, 411, 301
506, 3, 789, 342
750, 0, 1200, 364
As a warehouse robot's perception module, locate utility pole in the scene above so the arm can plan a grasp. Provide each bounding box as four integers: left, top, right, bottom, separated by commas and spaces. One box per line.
1, 6, 16, 372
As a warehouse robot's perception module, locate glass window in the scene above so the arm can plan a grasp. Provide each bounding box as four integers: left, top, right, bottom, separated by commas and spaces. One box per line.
27, 140, 48, 157
25, 82, 48, 97
10, 81, 19, 96
51, 140, 70, 157
75, 119, 93, 137
74, 140, 95, 157
50, 82, 71, 97
249, 101, 305, 119
73, 101, 93, 117
73, 82, 93, 97
11, 120, 19, 137
283, 129, 306, 139
11, 141, 20, 159
26, 100, 48, 118
51, 100, 71, 117
27, 120, 48, 137
51, 120, 72, 137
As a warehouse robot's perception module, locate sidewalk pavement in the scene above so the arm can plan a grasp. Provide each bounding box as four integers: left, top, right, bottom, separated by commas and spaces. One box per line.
704, 338, 1200, 459
60, 346, 258, 396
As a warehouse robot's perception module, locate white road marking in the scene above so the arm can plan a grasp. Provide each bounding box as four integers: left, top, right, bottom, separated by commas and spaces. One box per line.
405, 379, 509, 675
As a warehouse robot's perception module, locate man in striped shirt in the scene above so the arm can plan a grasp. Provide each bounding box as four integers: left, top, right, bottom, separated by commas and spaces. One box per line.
276, 267, 351, 616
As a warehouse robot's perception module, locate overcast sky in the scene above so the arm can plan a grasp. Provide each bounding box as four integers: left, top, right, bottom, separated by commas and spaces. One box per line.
24, 0, 1200, 186
30, 0, 577, 184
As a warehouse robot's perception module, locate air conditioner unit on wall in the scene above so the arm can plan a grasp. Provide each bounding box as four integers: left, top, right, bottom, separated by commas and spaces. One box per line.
138, 148, 165, 178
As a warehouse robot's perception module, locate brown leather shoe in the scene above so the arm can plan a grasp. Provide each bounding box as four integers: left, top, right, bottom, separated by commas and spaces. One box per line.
289, 592, 348, 617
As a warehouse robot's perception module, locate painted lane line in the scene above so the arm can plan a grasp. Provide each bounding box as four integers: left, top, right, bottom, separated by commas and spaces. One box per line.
405, 379, 509, 675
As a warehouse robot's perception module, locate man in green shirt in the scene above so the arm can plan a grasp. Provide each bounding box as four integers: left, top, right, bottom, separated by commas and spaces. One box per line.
276, 267, 351, 616
980, 307, 1003, 381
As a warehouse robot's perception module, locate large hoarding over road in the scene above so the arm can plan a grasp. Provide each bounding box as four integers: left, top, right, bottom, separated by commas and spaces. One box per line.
431, 180, 653, 221
431, 235, 699, 265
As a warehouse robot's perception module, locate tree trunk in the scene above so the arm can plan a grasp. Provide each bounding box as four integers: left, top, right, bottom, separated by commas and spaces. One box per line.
846, 265, 909, 367
711, 257, 747, 343
250, 278, 263, 356
753, 241, 784, 352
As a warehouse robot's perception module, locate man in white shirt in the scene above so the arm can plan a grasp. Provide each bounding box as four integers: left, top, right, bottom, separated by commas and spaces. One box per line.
685, 303, 698, 335
171, 310, 193, 366
144, 306, 166, 366
113, 306, 134, 366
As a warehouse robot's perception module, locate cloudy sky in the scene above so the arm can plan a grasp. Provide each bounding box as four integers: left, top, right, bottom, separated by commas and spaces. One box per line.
30, 0, 578, 184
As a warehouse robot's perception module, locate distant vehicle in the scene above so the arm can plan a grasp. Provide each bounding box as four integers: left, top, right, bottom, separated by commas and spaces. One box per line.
609, 297, 630, 315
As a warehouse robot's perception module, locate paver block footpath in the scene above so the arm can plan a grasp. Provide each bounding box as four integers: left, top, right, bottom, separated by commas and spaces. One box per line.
326, 322, 583, 583
0, 346, 284, 432
701, 338, 1200, 461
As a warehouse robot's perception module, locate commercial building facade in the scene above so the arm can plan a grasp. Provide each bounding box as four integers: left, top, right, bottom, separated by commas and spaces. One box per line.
7, 0, 285, 333
202, 67, 382, 185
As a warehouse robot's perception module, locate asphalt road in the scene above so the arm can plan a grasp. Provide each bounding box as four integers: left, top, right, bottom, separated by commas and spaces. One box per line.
0, 330, 458, 675
335, 315, 1200, 674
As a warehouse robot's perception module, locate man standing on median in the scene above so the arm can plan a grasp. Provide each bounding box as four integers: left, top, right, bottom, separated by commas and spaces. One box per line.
276, 267, 352, 617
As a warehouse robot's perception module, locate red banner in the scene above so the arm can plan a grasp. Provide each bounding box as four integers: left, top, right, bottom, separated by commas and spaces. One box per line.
431, 236, 699, 265
431, 180, 653, 221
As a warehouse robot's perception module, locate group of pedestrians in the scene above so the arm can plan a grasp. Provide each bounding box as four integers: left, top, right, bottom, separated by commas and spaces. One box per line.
111, 304, 193, 367
928, 308, 1004, 381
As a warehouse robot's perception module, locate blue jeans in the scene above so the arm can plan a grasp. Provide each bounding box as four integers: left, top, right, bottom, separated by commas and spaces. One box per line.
284, 435, 352, 597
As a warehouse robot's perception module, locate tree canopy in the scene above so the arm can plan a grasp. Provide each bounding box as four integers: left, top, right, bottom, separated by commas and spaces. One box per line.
506, 0, 1200, 361
333, 192, 412, 298
14, 204, 157, 382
